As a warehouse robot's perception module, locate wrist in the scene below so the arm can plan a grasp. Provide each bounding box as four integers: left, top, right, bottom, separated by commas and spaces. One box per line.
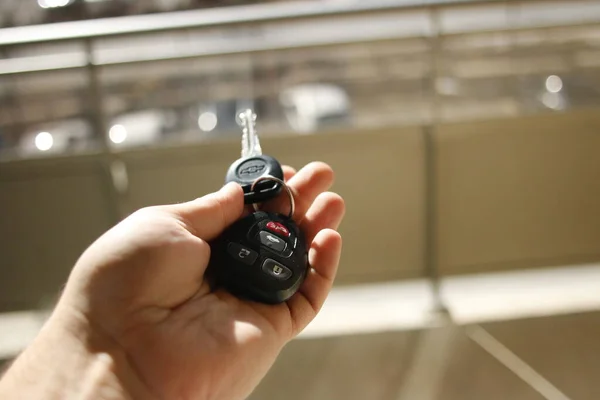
0, 304, 156, 400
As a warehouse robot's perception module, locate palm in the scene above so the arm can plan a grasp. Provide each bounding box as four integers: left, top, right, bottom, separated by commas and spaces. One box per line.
67, 162, 344, 400
121, 287, 293, 400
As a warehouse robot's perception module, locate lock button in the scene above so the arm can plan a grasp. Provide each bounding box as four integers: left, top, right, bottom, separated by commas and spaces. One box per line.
261, 258, 292, 280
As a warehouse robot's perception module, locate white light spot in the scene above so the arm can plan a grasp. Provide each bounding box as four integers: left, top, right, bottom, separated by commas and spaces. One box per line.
38, 0, 69, 8
38, 0, 71, 8
198, 112, 218, 132
109, 124, 127, 144
35, 132, 53, 151
545, 75, 563, 93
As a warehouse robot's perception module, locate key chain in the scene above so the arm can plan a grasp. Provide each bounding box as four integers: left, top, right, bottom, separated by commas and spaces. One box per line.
250, 175, 295, 217
207, 176, 309, 304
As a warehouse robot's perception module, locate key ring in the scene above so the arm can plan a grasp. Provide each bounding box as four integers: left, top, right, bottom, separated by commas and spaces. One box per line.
250, 176, 295, 219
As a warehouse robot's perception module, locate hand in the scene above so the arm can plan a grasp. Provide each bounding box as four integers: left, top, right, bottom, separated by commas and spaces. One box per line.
0, 162, 345, 400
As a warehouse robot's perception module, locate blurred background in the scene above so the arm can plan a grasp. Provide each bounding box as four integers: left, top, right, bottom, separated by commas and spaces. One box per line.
2, 0, 600, 398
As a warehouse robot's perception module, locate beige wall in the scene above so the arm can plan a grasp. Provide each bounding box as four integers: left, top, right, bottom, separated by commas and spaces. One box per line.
1, 109, 600, 310
0, 155, 115, 311
435, 109, 600, 275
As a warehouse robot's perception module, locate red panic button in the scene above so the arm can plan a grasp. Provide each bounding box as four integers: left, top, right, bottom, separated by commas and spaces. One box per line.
266, 221, 290, 237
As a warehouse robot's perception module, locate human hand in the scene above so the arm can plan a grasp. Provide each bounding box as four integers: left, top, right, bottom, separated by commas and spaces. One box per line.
0, 162, 345, 400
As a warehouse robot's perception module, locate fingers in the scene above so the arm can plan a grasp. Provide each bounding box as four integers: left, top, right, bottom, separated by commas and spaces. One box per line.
286, 188, 344, 335
282, 165, 296, 181
261, 161, 334, 222
300, 192, 345, 244
288, 162, 334, 222
287, 229, 342, 335
170, 182, 245, 240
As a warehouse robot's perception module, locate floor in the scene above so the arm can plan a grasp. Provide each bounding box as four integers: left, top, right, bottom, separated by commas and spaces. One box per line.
250, 311, 600, 400
247, 264, 600, 400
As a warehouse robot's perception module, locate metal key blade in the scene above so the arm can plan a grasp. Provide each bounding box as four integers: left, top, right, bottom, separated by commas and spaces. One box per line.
227, 108, 284, 204
238, 109, 262, 158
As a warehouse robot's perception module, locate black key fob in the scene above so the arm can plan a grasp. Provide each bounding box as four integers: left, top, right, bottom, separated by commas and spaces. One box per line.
225, 155, 284, 204
207, 211, 308, 304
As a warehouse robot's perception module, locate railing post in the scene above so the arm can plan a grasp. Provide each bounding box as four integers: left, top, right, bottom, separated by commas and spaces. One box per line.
84, 39, 130, 222
423, 6, 449, 318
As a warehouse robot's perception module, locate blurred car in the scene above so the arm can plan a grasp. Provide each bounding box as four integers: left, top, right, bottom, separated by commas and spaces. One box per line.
17, 118, 93, 156
193, 83, 351, 140
279, 83, 351, 133
194, 98, 256, 141
106, 108, 177, 149
16, 107, 177, 156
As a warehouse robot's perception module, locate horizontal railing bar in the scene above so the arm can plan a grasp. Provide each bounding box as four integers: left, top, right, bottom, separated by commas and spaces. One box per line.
2, 17, 599, 77
0, 0, 511, 47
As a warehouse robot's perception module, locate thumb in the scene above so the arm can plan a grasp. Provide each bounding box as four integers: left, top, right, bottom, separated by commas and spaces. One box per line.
170, 182, 245, 240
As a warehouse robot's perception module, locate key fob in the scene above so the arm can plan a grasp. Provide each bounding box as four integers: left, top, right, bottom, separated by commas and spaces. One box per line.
225, 155, 284, 204
207, 211, 308, 304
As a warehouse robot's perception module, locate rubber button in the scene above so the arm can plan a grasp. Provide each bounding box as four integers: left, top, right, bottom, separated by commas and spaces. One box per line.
261, 258, 292, 280
266, 221, 290, 237
227, 243, 258, 265
258, 231, 287, 252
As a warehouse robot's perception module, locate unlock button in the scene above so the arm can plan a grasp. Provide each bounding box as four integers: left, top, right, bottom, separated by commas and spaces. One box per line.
262, 259, 292, 280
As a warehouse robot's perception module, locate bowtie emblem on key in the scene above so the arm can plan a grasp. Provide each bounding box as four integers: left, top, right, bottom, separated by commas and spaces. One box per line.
207, 110, 309, 304
225, 109, 284, 204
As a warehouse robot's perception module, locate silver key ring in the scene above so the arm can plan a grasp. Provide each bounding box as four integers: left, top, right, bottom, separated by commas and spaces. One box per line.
250, 176, 295, 219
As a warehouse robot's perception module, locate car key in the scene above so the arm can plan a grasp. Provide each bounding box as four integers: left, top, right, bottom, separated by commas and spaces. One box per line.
225, 109, 284, 204
207, 177, 308, 304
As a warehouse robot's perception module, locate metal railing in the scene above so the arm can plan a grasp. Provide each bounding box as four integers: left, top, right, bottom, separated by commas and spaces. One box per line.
1, 0, 599, 211
3, 0, 600, 73
1, 0, 599, 169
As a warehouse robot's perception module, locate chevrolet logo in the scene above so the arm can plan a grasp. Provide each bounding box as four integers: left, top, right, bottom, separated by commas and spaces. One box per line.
239, 164, 266, 175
